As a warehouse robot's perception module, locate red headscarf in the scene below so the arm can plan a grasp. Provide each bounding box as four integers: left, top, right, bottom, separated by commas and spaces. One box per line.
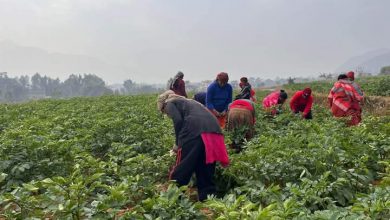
303, 87, 312, 95
347, 71, 355, 81
216, 72, 229, 83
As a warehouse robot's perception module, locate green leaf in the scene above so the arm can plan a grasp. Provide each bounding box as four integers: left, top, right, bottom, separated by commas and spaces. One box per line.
144, 214, 153, 220
299, 169, 306, 179
87, 173, 104, 183
58, 204, 64, 211
229, 211, 240, 218
0, 173, 7, 183
41, 178, 54, 184
23, 183, 39, 192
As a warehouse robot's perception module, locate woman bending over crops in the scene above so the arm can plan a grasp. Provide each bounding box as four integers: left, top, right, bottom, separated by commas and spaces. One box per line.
262, 90, 288, 116
157, 90, 229, 201
227, 99, 256, 151
289, 87, 313, 119
328, 74, 364, 126
193, 91, 206, 106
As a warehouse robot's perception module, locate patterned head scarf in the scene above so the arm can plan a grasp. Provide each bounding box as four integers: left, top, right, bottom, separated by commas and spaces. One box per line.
240, 77, 248, 83
303, 87, 312, 96
239, 77, 248, 88
175, 71, 184, 78
157, 90, 184, 112
216, 72, 229, 83
347, 71, 355, 81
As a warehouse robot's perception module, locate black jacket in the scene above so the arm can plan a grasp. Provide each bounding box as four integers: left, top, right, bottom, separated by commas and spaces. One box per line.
165, 98, 222, 146
235, 84, 251, 100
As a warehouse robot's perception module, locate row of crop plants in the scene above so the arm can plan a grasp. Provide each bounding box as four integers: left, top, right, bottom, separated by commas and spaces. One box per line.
0, 93, 389, 219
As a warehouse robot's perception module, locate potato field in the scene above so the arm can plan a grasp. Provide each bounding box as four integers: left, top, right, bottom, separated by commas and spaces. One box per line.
0, 82, 389, 219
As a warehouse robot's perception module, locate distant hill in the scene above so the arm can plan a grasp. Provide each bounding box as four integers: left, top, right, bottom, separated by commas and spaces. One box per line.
0, 40, 127, 81
336, 49, 390, 74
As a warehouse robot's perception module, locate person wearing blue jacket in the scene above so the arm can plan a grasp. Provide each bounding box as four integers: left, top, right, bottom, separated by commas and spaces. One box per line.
193, 91, 207, 106
206, 72, 233, 128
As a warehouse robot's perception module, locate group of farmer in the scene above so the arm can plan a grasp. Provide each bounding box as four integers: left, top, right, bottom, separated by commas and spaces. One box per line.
157, 70, 363, 201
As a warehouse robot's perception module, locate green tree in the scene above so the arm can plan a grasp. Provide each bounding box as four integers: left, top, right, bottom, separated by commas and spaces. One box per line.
123, 79, 135, 94
380, 66, 390, 75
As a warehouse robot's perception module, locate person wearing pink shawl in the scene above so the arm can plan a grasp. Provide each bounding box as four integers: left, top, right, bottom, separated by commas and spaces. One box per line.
157, 90, 229, 201
262, 90, 288, 115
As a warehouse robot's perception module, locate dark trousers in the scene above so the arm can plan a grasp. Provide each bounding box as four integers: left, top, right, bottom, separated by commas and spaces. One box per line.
169, 137, 216, 201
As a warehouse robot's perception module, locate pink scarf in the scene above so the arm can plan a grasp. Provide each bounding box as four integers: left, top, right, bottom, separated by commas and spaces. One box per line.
201, 133, 230, 167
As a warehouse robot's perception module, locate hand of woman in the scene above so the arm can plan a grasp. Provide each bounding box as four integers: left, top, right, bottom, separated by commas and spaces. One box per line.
172, 144, 178, 153
212, 110, 221, 117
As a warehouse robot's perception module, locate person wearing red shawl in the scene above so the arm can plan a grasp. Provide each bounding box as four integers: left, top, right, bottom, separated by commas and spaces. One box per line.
157, 90, 229, 201
227, 99, 256, 151
328, 74, 364, 126
170, 71, 187, 97
289, 87, 313, 119
262, 90, 288, 116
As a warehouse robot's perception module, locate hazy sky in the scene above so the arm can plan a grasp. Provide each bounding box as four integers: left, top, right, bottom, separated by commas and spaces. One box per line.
1, 0, 390, 84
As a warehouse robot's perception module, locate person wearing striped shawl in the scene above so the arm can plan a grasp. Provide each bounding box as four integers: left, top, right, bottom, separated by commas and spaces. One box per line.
328, 74, 364, 126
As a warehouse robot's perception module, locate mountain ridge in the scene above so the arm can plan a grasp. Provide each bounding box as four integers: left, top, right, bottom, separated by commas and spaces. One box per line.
336, 49, 390, 74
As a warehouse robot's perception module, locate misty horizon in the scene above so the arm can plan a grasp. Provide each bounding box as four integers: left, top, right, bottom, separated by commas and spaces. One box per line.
1, 0, 390, 84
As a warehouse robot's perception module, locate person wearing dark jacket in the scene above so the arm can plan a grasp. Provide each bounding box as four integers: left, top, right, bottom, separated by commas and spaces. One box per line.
170, 71, 187, 97
235, 77, 252, 100
193, 91, 207, 106
157, 90, 229, 201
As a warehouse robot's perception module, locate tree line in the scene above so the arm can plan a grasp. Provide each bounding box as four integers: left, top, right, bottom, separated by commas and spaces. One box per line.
2, 67, 389, 103
0, 73, 161, 103
0, 72, 316, 103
